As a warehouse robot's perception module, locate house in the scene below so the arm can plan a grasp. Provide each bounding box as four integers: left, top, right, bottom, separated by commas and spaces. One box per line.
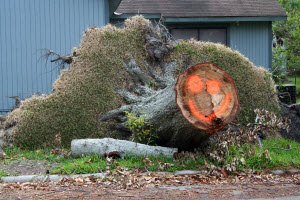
0, 0, 286, 112
113, 0, 287, 68
0, 0, 111, 113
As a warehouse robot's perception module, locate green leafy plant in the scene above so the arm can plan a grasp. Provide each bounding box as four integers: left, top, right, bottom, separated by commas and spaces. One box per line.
0, 169, 8, 181
273, 0, 300, 73
271, 45, 288, 84
124, 111, 158, 145
147, 81, 157, 90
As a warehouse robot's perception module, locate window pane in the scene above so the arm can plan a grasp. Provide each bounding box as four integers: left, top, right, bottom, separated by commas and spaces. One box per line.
171, 29, 198, 41
199, 29, 227, 45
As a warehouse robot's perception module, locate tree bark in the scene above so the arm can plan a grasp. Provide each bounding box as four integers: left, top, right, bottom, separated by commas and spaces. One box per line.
71, 138, 178, 158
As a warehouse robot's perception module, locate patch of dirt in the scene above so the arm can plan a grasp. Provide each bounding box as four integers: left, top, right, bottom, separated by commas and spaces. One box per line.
0, 173, 299, 199
280, 102, 300, 142
0, 160, 57, 176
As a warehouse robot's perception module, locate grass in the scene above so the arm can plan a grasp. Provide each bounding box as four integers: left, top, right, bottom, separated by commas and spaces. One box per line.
1, 138, 299, 176
263, 138, 300, 168
0, 169, 8, 180
224, 138, 300, 170
50, 154, 205, 175
2, 147, 68, 164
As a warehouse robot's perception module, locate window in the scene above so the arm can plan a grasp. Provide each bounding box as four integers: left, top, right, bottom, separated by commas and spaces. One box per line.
171, 28, 227, 45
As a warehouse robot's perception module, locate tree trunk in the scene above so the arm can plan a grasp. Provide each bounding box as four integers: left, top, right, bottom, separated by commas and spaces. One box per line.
175, 63, 239, 133
98, 59, 239, 150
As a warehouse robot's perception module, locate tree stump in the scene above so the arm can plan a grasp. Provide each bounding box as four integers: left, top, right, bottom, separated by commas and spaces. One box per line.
175, 63, 239, 133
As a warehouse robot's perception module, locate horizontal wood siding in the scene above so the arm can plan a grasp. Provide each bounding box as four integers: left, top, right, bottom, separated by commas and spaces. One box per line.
0, 0, 108, 112
229, 21, 271, 69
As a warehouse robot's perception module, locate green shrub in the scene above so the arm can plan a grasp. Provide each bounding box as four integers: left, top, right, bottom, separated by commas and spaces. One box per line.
9, 16, 280, 149
125, 111, 158, 145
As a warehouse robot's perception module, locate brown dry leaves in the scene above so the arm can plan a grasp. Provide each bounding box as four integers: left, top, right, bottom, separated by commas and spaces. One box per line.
49, 148, 71, 157
1, 152, 299, 191
206, 109, 290, 173
1, 171, 299, 192
0, 151, 6, 160
1, 181, 52, 191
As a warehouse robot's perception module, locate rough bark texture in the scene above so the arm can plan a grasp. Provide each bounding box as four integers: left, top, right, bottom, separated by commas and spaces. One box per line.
175, 63, 239, 133
0, 114, 15, 148
71, 138, 178, 158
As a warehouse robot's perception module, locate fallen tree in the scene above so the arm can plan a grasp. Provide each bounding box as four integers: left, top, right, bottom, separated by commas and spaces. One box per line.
6, 16, 280, 149
98, 61, 240, 149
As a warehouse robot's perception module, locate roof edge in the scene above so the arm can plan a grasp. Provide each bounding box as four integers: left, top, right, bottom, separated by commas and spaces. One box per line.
111, 14, 161, 19
111, 14, 287, 22
164, 16, 287, 22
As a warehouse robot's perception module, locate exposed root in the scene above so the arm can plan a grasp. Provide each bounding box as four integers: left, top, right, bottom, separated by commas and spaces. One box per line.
41, 49, 78, 69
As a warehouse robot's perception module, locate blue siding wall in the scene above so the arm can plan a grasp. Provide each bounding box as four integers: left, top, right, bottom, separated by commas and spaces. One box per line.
0, 0, 108, 112
229, 21, 272, 69
165, 20, 273, 69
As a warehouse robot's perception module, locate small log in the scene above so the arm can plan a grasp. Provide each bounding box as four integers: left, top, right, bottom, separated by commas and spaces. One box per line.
175, 63, 239, 133
71, 138, 178, 158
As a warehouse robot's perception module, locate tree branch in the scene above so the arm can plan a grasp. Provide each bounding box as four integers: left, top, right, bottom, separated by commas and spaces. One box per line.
41, 49, 78, 69
134, 85, 156, 97
144, 61, 168, 89
123, 58, 150, 86
98, 105, 132, 122
117, 90, 143, 104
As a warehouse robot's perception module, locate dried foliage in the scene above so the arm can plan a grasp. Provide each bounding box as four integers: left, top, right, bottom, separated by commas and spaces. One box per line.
2, 169, 299, 193
0, 151, 6, 160
6, 16, 280, 149
101, 156, 191, 190
206, 109, 289, 173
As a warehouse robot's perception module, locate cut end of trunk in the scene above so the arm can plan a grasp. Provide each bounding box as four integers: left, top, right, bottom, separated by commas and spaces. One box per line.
175, 63, 239, 133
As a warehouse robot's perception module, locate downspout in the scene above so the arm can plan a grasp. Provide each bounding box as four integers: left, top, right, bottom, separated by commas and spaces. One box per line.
108, 0, 122, 18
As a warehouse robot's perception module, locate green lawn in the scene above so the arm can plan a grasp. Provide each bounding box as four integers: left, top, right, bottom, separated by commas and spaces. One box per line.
1, 138, 299, 178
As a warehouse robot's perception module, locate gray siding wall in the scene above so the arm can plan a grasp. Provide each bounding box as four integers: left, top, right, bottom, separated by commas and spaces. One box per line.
0, 0, 109, 112
229, 21, 272, 69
